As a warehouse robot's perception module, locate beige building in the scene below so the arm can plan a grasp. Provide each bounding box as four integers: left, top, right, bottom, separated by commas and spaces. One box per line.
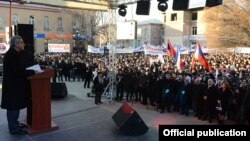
0, 0, 109, 53
163, 10, 206, 48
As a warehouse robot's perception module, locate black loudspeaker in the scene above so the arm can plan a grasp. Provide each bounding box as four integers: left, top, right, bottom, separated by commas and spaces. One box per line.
51, 82, 68, 98
136, 0, 151, 15
172, 0, 189, 10
14, 24, 34, 64
112, 102, 148, 136
206, 0, 223, 7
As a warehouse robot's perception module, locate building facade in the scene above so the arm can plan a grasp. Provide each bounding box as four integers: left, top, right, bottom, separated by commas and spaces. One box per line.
163, 10, 206, 48
137, 22, 164, 46
0, 0, 108, 53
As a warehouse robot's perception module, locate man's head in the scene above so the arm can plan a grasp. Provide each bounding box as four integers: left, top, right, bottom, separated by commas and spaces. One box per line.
207, 79, 214, 87
10, 35, 25, 52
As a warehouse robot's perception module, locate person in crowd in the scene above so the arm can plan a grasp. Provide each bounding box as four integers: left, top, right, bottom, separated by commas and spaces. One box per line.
216, 81, 231, 124
235, 80, 248, 124
155, 73, 164, 110
57, 60, 64, 82
124, 68, 136, 102
93, 72, 106, 105
116, 69, 125, 101
62, 60, 71, 81
160, 73, 172, 113
174, 75, 183, 112
192, 78, 205, 119
202, 79, 218, 123
170, 73, 178, 112
51, 61, 58, 83
179, 77, 192, 116
84, 63, 92, 88
1, 35, 36, 134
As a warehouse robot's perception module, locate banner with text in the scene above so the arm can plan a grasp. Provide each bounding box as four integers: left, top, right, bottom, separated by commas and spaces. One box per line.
48, 44, 70, 53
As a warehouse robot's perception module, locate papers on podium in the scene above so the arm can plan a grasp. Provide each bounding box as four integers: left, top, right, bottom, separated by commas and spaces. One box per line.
26, 64, 43, 72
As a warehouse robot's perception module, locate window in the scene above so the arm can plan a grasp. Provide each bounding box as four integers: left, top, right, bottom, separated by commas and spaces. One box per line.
192, 12, 197, 21
72, 16, 77, 28
28, 16, 35, 24
12, 14, 19, 25
144, 28, 149, 37
0, 17, 3, 29
161, 27, 164, 36
192, 26, 197, 35
44, 16, 50, 30
57, 17, 63, 31
171, 13, 177, 21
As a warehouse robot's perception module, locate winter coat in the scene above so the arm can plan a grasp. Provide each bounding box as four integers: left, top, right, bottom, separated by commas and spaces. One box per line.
1, 48, 35, 110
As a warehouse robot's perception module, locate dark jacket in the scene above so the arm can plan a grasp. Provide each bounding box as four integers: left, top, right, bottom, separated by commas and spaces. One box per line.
93, 76, 106, 92
1, 48, 35, 110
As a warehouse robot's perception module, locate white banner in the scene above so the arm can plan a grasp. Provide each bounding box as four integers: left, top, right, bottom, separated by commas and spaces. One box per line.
133, 46, 144, 52
116, 48, 134, 54
234, 47, 250, 54
87, 45, 103, 53
143, 44, 164, 55
48, 44, 70, 53
87, 45, 248, 54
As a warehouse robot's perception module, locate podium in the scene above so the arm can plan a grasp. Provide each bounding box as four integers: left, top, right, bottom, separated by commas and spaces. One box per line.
27, 68, 58, 134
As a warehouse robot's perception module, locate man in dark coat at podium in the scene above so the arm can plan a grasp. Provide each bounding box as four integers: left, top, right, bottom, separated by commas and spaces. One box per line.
1, 35, 35, 134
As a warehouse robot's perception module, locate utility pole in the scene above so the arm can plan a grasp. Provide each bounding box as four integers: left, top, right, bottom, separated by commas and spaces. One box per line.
9, 0, 12, 38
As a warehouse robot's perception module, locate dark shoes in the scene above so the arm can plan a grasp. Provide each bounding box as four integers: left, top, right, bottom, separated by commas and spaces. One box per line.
95, 101, 103, 105
10, 126, 28, 135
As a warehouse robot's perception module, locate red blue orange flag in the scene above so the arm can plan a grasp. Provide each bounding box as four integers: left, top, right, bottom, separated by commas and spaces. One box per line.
176, 46, 184, 70
193, 41, 211, 71
166, 39, 176, 57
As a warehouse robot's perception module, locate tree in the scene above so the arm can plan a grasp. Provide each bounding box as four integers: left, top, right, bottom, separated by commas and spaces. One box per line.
203, 0, 250, 48
66, 9, 117, 47
93, 10, 117, 46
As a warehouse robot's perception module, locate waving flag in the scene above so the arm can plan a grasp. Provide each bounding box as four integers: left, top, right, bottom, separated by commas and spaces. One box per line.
191, 56, 195, 71
166, 39, 177, 57
194, 41, 211, 71
176, 46, 184, 70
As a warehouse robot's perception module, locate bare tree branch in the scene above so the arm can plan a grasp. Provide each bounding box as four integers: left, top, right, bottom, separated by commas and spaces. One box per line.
203, 0, 250, 48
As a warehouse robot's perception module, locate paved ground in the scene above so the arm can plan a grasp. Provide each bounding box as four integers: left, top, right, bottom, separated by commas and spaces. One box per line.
0, 81, 224, 141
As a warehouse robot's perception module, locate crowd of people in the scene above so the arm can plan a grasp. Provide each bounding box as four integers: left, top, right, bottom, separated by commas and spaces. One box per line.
32, 49, 250, 125
1, 47, 249, 126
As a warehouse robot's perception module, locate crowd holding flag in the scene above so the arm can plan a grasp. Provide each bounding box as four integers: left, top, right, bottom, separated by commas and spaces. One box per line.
192, 41, 212, 72
166, 39, 176, 57
175, 46, 184, 71
88, 39, 211, 73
